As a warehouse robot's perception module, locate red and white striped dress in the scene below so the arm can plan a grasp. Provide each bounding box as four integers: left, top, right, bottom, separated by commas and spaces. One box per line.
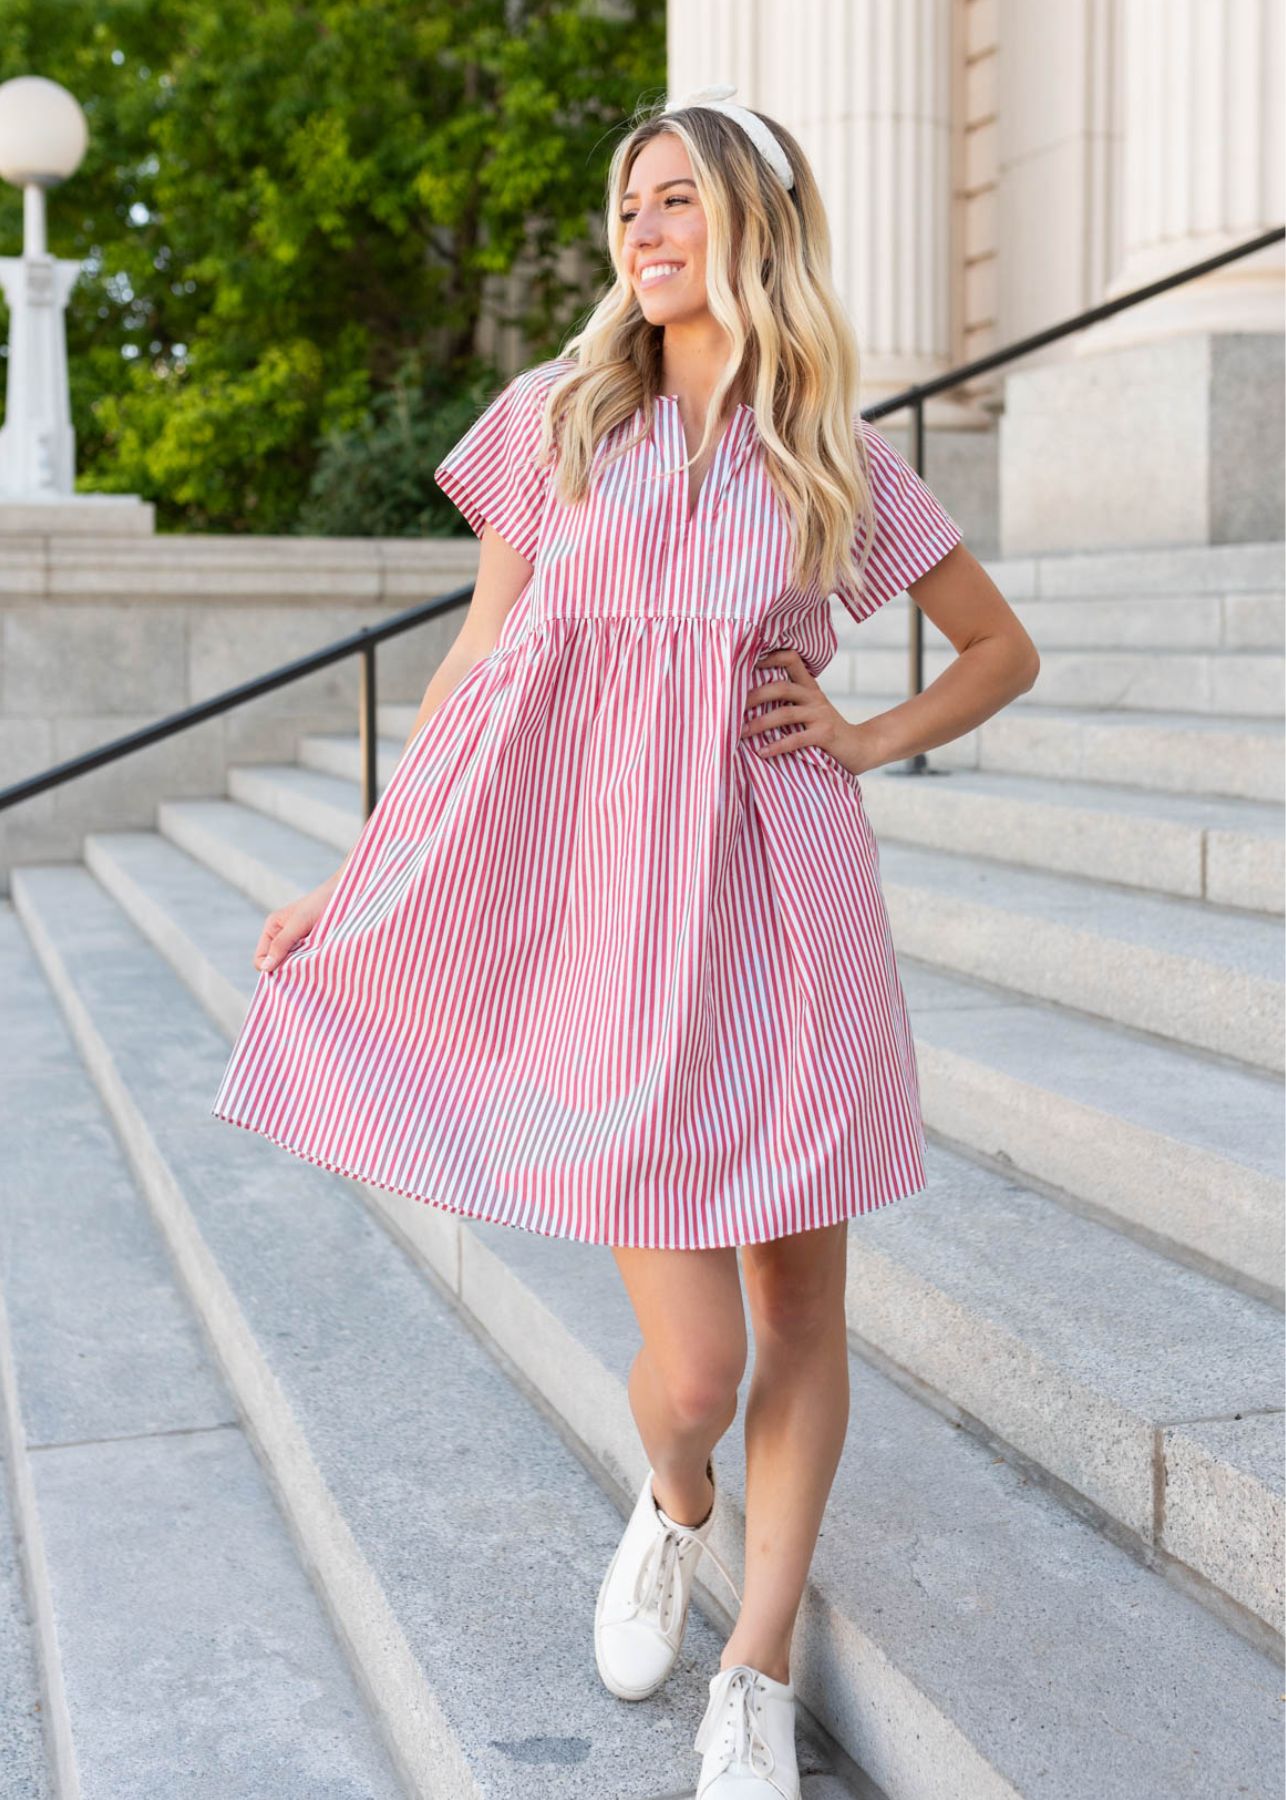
211, 357, 962, 1248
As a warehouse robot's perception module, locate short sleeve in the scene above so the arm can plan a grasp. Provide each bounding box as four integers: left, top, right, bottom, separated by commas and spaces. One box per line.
831, 420, 963, 623
433, 362, 564, 563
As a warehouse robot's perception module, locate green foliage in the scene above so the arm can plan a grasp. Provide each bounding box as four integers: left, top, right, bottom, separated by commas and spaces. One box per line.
295, 361, 496, 539
0, 0, 664, 532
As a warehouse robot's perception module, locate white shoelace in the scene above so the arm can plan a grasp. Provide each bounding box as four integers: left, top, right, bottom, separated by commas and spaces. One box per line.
695, 1664, 789, 1791
628, 1504, 743, 1638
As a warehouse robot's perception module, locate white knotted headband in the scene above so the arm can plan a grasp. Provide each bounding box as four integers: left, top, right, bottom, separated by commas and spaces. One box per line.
662, 83, 795, 192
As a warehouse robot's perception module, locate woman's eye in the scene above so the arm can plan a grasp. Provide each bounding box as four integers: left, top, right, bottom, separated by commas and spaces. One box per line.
619, 196, 689, 222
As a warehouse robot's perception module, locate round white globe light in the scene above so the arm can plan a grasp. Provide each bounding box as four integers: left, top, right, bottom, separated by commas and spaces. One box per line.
0, 76, 89, 189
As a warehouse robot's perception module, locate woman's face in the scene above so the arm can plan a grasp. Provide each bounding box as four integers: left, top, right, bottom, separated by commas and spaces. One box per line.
620, 132, 709, 326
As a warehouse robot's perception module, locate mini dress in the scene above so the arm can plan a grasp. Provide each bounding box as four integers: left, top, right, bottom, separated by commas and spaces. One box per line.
210, 357, 963, 1248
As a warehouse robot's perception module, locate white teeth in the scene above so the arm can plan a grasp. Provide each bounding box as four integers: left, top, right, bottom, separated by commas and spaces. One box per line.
640, 264, 682, 285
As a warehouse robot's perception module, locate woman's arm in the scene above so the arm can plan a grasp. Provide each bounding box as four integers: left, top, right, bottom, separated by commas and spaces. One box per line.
849, 541, 1040, 771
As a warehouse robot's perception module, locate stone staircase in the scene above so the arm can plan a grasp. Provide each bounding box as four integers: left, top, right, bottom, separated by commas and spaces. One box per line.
0, 538, 1282, 1798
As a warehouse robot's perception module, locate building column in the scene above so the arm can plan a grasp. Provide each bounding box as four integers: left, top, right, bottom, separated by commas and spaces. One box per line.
1080, 0, 1284, 354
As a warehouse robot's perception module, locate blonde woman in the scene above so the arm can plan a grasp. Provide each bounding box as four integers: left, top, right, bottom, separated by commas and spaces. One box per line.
214, 84, 1039, 1798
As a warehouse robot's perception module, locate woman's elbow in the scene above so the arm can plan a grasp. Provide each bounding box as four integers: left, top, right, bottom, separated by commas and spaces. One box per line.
1008, 627, 1041, 695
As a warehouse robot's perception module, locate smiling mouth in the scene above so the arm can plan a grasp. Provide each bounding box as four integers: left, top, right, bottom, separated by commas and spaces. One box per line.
638, 264, 684, 288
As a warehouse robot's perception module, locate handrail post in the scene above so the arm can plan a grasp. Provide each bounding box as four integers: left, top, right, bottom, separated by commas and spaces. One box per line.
902, 394, 930, 776
359, 640, 378, 820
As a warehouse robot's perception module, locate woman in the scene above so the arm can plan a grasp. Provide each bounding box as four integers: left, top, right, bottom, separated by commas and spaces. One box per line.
213, 84, 1038, 1799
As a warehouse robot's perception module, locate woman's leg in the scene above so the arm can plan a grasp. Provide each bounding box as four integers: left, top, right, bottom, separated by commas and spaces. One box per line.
610, 1244, 747, 1526
721, 1221, 850, 1683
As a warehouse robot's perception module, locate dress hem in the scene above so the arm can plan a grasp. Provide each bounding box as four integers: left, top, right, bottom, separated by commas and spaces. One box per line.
209, 1106, 928, 1250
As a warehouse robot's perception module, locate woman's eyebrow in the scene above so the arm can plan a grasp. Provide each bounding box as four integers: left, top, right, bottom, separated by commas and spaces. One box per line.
621, 176, 697, 202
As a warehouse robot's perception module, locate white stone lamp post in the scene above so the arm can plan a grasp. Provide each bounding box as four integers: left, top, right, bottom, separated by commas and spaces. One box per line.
0, 75, 151, 533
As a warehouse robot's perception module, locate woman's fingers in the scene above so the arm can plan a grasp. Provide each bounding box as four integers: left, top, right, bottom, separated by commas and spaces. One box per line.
743, 656, 813, 742
743, 685, 803, 717
253, 916, 281, 967
751, 726, 824, 760
255, 881, 333, 972
741, 707, 797, 742
254, 911, 293, 972
746, 645, 811, 703
742, 647, 852, 764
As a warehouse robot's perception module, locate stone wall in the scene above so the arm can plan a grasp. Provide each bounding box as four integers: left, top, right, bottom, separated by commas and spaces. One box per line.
0, 531, 482, 892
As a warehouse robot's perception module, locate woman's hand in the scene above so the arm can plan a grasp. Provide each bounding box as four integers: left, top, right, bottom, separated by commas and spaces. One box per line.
253, 872, 342, 974
740, 647, 878, 780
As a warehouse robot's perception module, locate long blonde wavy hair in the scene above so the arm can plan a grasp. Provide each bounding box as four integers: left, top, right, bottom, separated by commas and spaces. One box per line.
529, 93, 878, 600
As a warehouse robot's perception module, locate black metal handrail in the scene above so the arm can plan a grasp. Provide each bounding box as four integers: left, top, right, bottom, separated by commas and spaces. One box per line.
0, 223, 1279, 819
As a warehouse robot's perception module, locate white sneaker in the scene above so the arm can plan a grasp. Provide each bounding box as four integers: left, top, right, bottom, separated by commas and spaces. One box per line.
693, 1662, 800, 1798
594, 1459, 742, 1701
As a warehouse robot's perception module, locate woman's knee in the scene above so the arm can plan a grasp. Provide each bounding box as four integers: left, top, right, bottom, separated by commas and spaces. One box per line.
743, 1226, 848, 1341
653, 1349, 746, 1432
614, 1244, 747, 1427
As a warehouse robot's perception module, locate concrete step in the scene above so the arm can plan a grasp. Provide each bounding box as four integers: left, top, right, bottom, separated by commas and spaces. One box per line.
844, 593, 1285, 653
391, 1199, 1284, 1800
813, 693, 1286, 805
847, 765, 1282, 912
843, 1141, 1283, 1640
824, 645, 1284, 718
158, 795, 1283, 1301
972, 539, 1286, 602
0, 901, 404, 1799
962, 705, 1284, 803
837, 572, 1284, 655
158, 794, 342, 914
8, 863, 875, 1800
875, 841, 1283, 1072
378, 701, 424, 741
839, 540, 1284, 650
297, 730, 410, 787
11, 861, 1282, 1800
899, 958, 1284, 1302
227, 760, 362, 855
77, 826, 1285, 1647
0, 1366, 48, 1800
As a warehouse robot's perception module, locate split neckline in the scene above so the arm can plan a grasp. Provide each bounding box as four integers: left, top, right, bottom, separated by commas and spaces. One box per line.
657, 393, 755, 413
651, 393, 757, 524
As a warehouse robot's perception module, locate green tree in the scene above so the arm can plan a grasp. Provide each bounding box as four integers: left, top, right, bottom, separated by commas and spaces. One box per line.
295, 359, 496, 539
0, 0, 664, 532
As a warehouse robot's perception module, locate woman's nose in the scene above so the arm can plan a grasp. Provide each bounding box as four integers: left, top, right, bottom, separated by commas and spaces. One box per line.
626, 210, 660, 247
